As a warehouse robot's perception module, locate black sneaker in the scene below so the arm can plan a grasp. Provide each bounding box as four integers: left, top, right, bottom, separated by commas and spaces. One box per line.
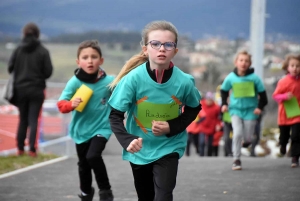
242, 142, 251, 148
99, 189, 114, 201
232, 159, 242, 170
291, 157, 299, 168
280, 145, 286, 155
78, 187, 95, 201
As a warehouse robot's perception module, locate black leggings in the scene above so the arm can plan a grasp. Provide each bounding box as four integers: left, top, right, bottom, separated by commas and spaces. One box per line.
186, 133, 199, 155
279, 123, 300, 157
15, 89, 44, 152
130, 152, 179, 201
223, 122, 233, 156
76, 135, 111, 194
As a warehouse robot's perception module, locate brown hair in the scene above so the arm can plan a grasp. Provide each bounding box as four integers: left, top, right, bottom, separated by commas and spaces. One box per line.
77, 40, 102, 58
22, 22, 40, 38
234, 50, 252, 66
282, 54, 300, 72
108, 20, 178, 89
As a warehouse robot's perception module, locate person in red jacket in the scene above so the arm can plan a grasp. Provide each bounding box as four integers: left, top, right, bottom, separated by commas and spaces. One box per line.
272, 54, 300, 168
212, 121, 223, 156
198, 92, 221, 156
186, 109, 206, 156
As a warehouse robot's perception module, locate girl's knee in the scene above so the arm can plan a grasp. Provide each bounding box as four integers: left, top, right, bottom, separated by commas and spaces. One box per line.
86, 154, 103, 163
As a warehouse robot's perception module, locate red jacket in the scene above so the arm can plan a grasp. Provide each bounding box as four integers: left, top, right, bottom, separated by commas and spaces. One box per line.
198, 99, 220, 135
213, 121, 223, 146
186, 110, 206, 134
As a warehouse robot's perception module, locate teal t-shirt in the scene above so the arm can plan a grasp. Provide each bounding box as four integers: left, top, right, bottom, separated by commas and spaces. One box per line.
221, 71, 265, 120
58, 75, 114, 144
108, 62, 201, 165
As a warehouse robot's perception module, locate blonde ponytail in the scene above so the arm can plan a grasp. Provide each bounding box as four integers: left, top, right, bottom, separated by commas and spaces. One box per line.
109, 51, 148, 89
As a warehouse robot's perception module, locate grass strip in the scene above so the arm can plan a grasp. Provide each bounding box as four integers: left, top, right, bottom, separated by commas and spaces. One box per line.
0, 153, 59, 174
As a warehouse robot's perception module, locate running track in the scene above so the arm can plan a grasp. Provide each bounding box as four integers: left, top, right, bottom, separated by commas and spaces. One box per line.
0, 113, 66, 151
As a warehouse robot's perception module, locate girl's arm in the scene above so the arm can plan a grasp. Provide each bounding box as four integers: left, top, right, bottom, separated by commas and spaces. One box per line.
273, 93, 290, 103
109, 108, 139, 149
166, 104, 201, 137
220, 90, 229, 106
257, 91, 268, 109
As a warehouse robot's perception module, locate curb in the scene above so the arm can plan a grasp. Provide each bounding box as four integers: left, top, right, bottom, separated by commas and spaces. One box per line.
0, 156, 69, 179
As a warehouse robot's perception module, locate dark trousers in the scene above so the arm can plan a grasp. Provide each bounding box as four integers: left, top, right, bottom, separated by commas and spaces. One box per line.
76, 135, 111, 194
251, 114, 263, 155
199, 133, 214, 156
223, 122, 233, 156
130, 152, 179, 201
212, 146, 219, 156
186, 133, 199, 156
279, 123, 300, 157
15, 89, 44, 152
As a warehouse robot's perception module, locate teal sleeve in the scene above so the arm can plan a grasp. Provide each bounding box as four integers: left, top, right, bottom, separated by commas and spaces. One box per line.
58, 77, 80, 101
184, 76, 201, 107
221, 74, 232, 91
254, 75, 265, 92
108, 76, 135, 112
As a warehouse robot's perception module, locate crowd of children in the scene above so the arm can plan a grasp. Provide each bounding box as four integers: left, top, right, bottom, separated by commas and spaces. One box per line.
9, 20, 300, 201
184, 51, 300, 172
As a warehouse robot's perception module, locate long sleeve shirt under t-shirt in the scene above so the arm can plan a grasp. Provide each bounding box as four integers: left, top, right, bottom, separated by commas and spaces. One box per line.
109, 61, 201, 164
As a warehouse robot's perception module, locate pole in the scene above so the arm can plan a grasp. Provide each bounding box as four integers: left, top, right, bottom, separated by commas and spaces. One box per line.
250, 0, 266, 80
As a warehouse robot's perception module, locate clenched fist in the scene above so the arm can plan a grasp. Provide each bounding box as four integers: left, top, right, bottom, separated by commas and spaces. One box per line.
126, 138, 143, 153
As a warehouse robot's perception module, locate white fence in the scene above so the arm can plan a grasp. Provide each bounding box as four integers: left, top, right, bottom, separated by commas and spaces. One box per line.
0, 80, 77, 157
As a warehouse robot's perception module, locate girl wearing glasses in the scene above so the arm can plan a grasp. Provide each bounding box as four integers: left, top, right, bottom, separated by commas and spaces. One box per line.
108, 20, 201, 201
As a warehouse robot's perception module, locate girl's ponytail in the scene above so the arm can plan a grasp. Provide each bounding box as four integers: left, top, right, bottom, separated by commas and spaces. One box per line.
109, 51, 148, 89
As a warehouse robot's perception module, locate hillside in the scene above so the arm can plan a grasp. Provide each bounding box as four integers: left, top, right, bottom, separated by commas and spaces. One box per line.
0, 0, 299, 41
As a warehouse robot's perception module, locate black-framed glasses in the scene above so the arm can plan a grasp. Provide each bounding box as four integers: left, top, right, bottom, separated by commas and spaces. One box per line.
145, 40, 177, 51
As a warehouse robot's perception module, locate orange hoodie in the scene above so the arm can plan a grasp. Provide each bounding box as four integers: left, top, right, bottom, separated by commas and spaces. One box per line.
272, 74, 300, 125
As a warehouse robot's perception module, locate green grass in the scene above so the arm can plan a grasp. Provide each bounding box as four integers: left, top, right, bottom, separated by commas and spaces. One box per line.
0, 43, 139, 81
0, 153, 59, 175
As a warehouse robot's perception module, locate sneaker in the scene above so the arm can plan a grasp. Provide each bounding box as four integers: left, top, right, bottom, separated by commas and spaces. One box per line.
99, 189, 114, 201
291, 157, 299, 168
78, 187, 95, 201
232, 159, 242, 170
17, 150, 25, 156
280, 145, 286, 155
28, 151, 37, 158
242, 142, 251, 148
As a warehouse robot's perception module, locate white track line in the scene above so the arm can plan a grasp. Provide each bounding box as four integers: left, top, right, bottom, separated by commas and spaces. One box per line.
0, 129, 16, 138
0, 156, 69, 179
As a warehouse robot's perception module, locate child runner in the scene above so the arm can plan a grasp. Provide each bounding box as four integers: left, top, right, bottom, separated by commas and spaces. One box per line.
212, 120, 223, 157
272, 54, 300, 167
221, 50, 268, 170
108, 20, 201, 201
186, 107, 206, 156
198, 91, 221, 157
57, 40, 114, 201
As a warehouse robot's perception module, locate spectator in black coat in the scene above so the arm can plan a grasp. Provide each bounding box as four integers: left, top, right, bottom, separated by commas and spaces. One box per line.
8, 22, 53, 157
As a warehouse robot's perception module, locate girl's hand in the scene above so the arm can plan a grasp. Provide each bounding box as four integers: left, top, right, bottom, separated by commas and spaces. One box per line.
152, 120, 170, 136
221, 105, 228, 113
126, 138, 143, 153
71, 97, 82, 109
287, 92, 293, 100
253, 108, 261, 115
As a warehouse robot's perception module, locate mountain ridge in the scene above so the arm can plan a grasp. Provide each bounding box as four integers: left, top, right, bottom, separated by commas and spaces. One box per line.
0, 0, 299, 41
